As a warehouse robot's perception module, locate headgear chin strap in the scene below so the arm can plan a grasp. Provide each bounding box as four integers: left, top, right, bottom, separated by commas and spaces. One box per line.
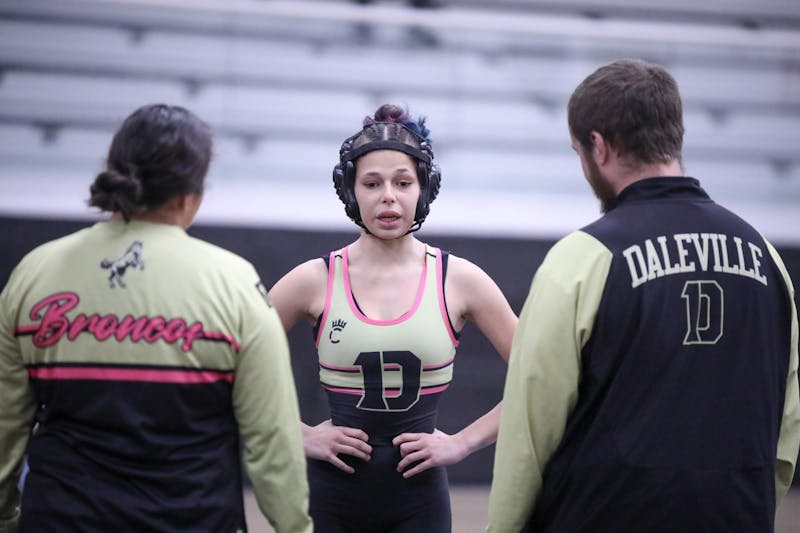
332, 122, 441, 232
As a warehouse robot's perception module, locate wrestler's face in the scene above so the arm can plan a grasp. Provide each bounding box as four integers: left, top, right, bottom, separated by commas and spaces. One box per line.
354, 150, 420, 238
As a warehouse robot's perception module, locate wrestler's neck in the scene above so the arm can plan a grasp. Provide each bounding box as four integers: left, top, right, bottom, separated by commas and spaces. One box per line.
349, 231, 426, 268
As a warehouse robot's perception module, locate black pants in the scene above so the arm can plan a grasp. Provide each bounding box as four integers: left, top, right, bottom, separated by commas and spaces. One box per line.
308, 441, 451, 533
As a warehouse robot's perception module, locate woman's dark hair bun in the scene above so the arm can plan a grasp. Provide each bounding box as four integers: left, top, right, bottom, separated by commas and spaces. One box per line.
89, 167, 144, 221
372, 104, 407, 123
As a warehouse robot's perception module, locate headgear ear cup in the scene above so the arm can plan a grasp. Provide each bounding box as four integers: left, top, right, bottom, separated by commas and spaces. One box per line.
413, 140, 440, 224
415, 159, 430, 222
333, 139, 364, 225
332, 162, 347, 204
427, 163, 441, 204
341, 160, 361, 221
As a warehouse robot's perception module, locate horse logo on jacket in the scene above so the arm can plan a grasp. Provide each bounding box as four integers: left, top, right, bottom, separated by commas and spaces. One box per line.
100, 240, 144, 288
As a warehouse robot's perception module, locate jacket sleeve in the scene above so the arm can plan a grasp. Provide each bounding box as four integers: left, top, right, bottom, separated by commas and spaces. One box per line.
0, 268, 37, 533
487, 231, 612, 532
232, 269, 312, 533
765, 241, 800, 506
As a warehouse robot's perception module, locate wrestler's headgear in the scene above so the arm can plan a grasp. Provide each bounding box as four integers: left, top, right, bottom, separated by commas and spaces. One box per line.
332, 118, 441, 232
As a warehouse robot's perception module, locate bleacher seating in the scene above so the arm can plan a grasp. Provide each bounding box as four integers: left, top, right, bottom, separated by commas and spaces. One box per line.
0, 0, 797, 242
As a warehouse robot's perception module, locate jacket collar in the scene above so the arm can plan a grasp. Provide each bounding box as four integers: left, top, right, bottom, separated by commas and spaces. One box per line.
611, 177, 709, 210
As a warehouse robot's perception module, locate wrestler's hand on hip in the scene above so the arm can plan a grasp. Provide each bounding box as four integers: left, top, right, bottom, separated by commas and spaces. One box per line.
303, 419, 372, 474
393, 429, 468, 478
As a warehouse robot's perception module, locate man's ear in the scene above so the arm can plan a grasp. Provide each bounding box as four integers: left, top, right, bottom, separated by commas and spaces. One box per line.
589, 131, 609, 165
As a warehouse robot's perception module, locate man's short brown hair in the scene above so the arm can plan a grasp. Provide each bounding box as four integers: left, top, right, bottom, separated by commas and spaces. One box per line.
568, 59, 684, 165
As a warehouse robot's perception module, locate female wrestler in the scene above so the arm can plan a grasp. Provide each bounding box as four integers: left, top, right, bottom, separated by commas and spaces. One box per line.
269, 104, 517, 532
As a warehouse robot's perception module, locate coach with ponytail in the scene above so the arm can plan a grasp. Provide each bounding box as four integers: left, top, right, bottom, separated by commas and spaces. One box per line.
0, 104, 312, 533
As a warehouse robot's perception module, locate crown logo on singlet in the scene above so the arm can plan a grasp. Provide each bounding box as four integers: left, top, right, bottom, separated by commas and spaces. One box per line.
100, 240, 144, 289
329, 318, 347, 344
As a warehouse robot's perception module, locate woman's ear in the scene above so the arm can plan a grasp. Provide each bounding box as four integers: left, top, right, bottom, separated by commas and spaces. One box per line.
172, 192, 204, 229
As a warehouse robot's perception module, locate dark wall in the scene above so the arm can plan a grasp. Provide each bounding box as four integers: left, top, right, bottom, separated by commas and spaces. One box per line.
2, 215, 799, 485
